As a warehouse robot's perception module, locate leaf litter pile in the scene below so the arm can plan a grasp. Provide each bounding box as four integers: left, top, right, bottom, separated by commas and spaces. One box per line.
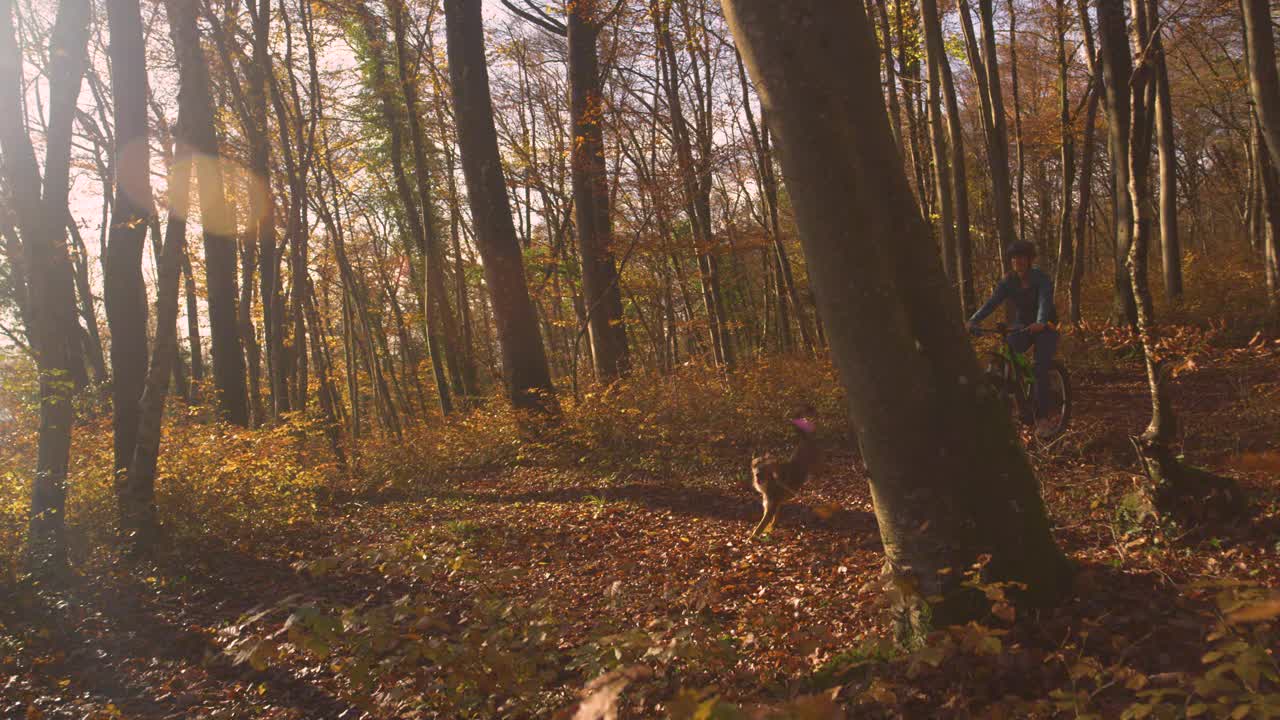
1, 338, 1279, 719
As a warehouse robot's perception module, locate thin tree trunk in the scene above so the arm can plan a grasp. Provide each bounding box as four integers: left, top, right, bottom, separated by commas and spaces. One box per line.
874, 0, 904, 155
302, 276, 348, 473
899, 0, 929, 208
180, 245, 203, 390
389, 0, 475, 407
104, 0, 155, 491
66, 217, 107, 383
938, 28, 973, 314
977, 0, 1020, 255
957, 0, 1003, 262
1150, 0, 1181, 300
1055, 0, 1076, 294
247, 0, 287, 420
734, 51, 815, 352
1259, 120, 1280, 305
656, 0, 733, 368
1072, 80, 1101, 324
125, 135, 192, 552
1007, 0, 1028, 245
355, 2, 454, 416
919, 0, 956, 284
235, 169, 265, 427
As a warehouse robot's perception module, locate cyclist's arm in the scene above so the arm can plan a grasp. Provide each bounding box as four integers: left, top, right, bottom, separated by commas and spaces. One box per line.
968, 280, 1009, 325
1036, 272, 1057, 325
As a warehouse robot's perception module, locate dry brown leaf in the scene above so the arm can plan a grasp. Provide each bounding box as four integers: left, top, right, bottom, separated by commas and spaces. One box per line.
1227, 599, 1280, 624
571, 665, 653, 720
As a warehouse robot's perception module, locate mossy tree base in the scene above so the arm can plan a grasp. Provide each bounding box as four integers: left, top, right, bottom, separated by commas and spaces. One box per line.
1131, 435, 1247, 527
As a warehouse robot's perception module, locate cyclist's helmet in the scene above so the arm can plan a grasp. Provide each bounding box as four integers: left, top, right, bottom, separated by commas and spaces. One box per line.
1006, 240, 1037, 261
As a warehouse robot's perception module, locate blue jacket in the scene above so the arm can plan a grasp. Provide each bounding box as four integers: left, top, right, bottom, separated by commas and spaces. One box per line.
969, 268, 1057, 327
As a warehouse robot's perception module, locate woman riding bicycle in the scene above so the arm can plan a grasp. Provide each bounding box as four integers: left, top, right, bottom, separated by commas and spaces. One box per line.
967, 241, 1060, 439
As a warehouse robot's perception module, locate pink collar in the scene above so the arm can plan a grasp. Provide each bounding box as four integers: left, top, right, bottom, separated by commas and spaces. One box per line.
791, 417, 816, 433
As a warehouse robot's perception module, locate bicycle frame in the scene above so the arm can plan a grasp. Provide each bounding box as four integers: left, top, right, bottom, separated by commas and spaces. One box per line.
970, 322, 1071, 437
974, 324, 1037, 413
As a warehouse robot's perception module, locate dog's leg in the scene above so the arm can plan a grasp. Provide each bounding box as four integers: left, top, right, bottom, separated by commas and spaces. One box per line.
762, 496, 783, 534
750, 496, 773, 539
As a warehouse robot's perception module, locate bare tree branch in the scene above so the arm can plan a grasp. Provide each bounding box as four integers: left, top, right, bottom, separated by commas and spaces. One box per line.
500, 0, 566, 36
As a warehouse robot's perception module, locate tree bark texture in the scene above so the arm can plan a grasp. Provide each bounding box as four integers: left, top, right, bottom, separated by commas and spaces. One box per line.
1096, 0, 1139, 326
0, 0, 90, 569
165, 0, 249, 426
918, 0, 956, 286
569, 0, 630, 381
1241, 0, 1280, 174
977, 0, 1020, 256
1150, 0, 1182, 300
444, 0, 557, 413
104, 0, 156, 483
722, 0, 1070, 630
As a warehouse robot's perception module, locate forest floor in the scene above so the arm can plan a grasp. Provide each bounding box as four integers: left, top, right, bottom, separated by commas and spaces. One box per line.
2, 337, 1280, 719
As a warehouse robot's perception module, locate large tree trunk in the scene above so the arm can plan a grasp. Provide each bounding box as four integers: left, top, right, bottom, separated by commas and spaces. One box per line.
444, 0, 557, 413
0, 0, 90, 570
569, 0, 630, 381
1095, 0, 1139, 327
722, 0, 1069, 632
104, 0, 155, 493
165, 0, 249, 426
1240, 0, 1280, 309
1241, 0, 1280, 174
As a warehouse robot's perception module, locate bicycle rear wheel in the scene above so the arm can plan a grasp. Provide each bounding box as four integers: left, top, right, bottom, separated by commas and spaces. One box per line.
1033, 361, 1072, 437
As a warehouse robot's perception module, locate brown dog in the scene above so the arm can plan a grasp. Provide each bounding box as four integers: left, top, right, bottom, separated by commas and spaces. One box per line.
749, 405, 819, 538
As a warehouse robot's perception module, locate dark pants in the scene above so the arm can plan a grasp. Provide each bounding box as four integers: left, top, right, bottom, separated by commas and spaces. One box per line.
1009, 328, 1059, 418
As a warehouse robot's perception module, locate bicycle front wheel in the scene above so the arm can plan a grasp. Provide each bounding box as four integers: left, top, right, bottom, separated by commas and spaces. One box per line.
1034, 361, 1072, 437
982, 352, 1023, 426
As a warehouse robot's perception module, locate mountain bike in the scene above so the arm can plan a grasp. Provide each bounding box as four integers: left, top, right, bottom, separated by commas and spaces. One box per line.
970, 323, 1072, 440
